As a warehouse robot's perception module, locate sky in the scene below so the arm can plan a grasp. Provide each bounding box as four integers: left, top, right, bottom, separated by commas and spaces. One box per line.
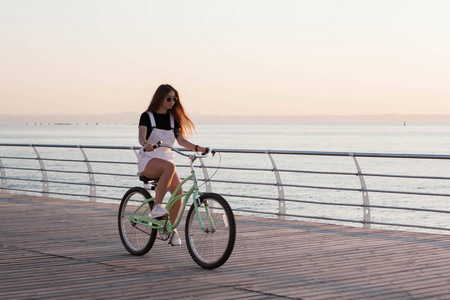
1, 0, 450, 120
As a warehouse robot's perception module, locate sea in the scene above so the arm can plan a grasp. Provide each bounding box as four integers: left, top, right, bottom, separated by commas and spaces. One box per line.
1, 123, 449, 234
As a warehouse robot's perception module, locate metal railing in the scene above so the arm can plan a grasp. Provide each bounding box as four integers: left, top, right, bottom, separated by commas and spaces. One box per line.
1, 143, 449, 233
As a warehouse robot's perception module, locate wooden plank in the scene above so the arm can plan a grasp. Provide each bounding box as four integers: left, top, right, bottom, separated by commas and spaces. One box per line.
1, 193, 450, 299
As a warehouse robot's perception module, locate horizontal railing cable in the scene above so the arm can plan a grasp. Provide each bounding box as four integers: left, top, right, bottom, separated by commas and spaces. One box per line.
4, 187, 122, 202
222, 193, 450, 215
206, 178, 450, 197
199, 165, 450, 181
2, 166, 138, 178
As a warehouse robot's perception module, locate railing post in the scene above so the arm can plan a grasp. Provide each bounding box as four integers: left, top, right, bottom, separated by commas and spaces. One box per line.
0, 157, 7, 193
31, 145, 49, 197
267, 152, 286, 220
79, 146, 96, 202
198, 157, 212, 193
350, 153, 371, 228
133, 147, 139, 159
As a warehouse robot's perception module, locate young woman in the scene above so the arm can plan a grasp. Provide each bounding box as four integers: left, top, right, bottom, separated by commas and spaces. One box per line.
137, 84, 210, 246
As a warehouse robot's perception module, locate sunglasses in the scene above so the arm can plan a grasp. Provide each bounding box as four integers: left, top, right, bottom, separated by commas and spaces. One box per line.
166, 97, 178, 103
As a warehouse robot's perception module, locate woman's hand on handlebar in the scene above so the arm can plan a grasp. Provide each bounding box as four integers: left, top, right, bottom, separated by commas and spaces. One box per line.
196, 145, 213, 156
200, 147, 216, 156
143, 141, 161, 152
142, 142, 152, 152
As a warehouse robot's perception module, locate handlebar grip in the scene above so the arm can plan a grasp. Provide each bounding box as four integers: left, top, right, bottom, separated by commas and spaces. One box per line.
202, 147, 215, 157
204, 147, 215, 155
153, 141, 162, 149
143, 141, 162, 152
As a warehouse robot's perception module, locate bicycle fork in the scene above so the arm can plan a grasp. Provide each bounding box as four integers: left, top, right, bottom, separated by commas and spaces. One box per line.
190, 160, 217, 233
193, 192, 217, 233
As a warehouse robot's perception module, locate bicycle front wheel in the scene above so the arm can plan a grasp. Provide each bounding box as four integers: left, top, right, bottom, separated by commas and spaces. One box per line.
118, 187, 157, 256
185, 193, 236, 269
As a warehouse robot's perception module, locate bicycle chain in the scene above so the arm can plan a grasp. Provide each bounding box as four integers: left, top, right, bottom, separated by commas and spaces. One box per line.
157, 218, 170, 241
130, 218, 170, 241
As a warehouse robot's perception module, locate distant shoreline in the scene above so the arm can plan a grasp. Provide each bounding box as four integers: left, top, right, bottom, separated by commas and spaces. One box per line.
1, 113, 450, 125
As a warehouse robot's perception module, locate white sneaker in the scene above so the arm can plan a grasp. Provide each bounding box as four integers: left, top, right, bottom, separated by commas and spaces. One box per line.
151, 204, 169, 218
169, 229, 182, 246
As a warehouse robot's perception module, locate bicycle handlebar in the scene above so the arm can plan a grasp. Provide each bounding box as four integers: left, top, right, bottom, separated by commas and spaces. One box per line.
153, 141, 214, 159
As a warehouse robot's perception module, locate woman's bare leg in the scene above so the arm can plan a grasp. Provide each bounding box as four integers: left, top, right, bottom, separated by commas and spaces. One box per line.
168, 172, 183, 224
142, 158, 176, 206
142, 158, 183, 224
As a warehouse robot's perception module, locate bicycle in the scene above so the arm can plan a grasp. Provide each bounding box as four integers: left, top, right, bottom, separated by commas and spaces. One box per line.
118, 143, 236, 269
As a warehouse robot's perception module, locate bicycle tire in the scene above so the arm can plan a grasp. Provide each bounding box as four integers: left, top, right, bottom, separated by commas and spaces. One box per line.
118, 187, 157, 256
185, 193, 236, 269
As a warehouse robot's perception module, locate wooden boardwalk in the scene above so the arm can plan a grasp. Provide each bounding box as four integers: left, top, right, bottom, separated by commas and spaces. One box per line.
1, 193, 450, 299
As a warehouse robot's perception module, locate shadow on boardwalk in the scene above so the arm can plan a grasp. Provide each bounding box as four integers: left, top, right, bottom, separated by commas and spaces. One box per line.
1, 193, 450, 299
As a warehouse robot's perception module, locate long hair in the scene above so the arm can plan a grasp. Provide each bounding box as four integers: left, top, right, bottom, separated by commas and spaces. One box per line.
147, 84, 196, 137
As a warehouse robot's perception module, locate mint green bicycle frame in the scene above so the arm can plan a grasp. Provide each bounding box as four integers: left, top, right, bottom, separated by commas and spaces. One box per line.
128, 158, 215, 234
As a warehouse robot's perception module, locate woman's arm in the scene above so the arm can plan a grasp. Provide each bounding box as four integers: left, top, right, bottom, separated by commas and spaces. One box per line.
176, 134, 208, 153
139, 126, 154, 151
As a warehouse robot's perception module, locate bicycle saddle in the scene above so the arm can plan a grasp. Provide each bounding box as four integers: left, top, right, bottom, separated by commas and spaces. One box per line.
139, 175, 159, 185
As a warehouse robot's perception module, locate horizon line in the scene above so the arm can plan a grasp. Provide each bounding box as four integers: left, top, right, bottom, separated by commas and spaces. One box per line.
2, 112, 450, 125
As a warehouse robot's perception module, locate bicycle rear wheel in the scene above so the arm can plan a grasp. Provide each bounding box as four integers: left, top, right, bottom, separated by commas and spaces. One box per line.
185, 193, 236, 269
118, 187, 157, 256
